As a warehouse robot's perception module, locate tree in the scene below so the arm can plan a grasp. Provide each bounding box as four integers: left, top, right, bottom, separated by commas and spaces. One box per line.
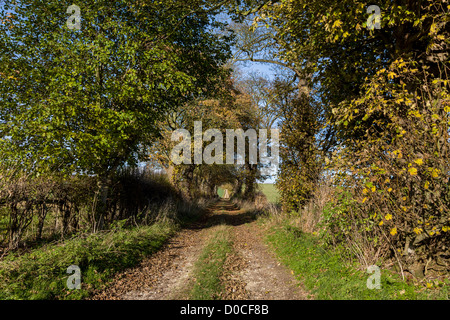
251, 0, 449, 272
230, 7, 334, 209
0, 0, 234, 229
149, 70, 263, 200
272, 80, 323, 212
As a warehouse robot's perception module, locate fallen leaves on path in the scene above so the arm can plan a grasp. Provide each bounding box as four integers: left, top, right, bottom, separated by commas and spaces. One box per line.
91, 201, 310, 300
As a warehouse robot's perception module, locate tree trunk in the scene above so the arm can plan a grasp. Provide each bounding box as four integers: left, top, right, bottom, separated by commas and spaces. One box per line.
94, 176, 110, 232
244, 164, 258, 201
234, 179, 243, 197
36, 203, 47, 241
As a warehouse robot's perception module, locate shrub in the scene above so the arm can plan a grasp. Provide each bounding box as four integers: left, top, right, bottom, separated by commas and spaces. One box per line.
328, 59, 450, 278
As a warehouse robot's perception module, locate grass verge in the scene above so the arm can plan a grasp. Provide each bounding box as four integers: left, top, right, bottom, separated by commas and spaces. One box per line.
265, 222, 449, 300
189, 225, 232, 300
0, 221, 177, 300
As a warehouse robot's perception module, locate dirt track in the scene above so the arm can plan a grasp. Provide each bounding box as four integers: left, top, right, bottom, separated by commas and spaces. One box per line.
91, 200, 309, 300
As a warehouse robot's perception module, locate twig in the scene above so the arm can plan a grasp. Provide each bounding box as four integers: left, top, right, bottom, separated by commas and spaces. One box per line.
424, 257, 432, 277
381, 229, 405, 281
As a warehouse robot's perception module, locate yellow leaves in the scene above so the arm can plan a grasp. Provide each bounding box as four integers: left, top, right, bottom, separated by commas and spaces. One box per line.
430, 168, 440, 178
332, 20, 343, 29
414, 227, 423, 235
362, 197, 367, 204
371, 186, 376, 193
388, 72, 396, 80
442, 226, 449, 233
387, 188, 393, 193
379, 220, 384, 226
396, 58, 407, 69
392, 150, 403, 159
404, 98, 414, 106
429, 23, 437, 35
408, 167, 418, 176
390, 228, 397, 236
409, 110, 422, 118
430, 227, 439, 236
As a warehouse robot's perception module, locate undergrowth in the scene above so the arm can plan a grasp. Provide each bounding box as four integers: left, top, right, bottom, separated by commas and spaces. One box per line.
265, 222, 449, 300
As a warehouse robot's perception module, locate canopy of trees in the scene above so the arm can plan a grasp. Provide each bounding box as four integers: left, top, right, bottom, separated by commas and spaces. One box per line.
0, 0, 448, 278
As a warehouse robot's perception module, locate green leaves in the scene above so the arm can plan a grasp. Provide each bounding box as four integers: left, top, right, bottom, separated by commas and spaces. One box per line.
0, 0, 233, 177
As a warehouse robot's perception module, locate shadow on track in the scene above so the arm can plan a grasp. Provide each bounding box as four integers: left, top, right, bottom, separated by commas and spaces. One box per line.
186, 199, 258, 230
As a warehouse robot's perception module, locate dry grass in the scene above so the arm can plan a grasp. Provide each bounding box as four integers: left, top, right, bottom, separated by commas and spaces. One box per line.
294, 182, 333, 234
256, 181, 332, 235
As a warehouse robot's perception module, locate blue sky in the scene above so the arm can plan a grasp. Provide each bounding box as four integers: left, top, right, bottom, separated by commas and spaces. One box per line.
237, 61, 278, 80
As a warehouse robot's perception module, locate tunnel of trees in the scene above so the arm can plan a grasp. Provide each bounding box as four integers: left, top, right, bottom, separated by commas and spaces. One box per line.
0, 0, 448, 279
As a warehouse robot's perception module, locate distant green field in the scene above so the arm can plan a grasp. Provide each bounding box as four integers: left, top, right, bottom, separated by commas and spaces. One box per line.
217, 187, 232, 198
258, 184, 280, 204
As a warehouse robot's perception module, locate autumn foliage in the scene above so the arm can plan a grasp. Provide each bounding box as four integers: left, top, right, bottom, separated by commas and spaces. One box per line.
247, 0, 450, 277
